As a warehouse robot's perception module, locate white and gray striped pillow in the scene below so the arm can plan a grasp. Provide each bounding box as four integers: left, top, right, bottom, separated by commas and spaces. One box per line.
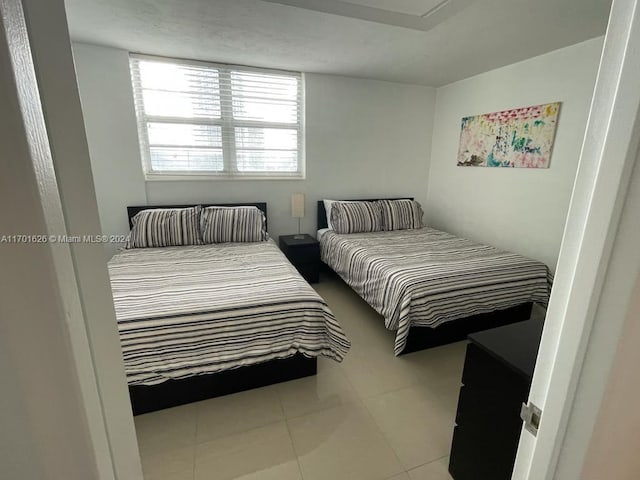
126, 206, 202, 249
200, 206, 268, 243
379, 199, 424, 231
330, 201, 383, 234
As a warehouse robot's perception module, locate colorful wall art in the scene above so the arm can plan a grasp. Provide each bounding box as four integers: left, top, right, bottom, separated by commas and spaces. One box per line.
457, 102, 560, 168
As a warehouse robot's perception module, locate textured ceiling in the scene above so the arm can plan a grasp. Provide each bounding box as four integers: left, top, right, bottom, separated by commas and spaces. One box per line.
65, 0, 611, 86
340, 0, 446, 16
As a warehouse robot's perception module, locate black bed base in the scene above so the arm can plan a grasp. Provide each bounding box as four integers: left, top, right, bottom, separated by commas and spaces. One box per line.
129, 353, 317, 415
399, 302, 533, 355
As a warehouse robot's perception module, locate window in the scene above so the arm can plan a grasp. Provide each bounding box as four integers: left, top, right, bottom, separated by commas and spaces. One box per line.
130, 55, 305, 179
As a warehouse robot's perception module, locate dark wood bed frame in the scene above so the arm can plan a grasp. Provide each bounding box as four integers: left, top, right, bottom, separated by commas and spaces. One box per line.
126, 202, 270, 230
317, 198, 533, 355
125, 202, 317, 415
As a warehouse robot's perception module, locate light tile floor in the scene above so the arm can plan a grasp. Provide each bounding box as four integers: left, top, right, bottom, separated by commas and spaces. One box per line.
136, 273, 465, 480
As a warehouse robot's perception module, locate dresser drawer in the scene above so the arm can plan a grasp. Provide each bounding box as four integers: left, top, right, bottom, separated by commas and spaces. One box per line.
454, 384, 523, 428
450, 424, 520, 480
462, 343, 528, 391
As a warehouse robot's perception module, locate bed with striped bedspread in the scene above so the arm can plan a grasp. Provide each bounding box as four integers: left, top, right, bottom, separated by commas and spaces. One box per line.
108, 240, 350, 386
320, 227, 551, 355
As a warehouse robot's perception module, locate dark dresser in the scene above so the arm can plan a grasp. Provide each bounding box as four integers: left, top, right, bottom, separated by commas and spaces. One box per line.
449, 318, 544, 480
278, 234, 320, 283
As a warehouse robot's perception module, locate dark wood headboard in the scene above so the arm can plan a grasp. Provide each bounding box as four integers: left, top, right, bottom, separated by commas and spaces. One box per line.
317, 198, 413, 230
127, 203, 268, 230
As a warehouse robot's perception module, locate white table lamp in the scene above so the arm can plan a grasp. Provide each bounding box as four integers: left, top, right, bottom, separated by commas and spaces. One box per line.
291, 193, 305, 239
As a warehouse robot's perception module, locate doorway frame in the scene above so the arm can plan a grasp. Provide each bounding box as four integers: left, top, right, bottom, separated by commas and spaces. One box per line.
4, 0, 639, 478
513, 0, 640, 477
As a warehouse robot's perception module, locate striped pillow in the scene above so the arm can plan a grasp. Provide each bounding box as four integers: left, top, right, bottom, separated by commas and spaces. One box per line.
200, 206, 268, 243
330, 201, 383, 234
126, 206, 202, 248
379, 199, 424, 231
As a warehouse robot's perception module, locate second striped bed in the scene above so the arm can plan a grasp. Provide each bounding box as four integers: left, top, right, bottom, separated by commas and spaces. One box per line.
320, 227, 551, 355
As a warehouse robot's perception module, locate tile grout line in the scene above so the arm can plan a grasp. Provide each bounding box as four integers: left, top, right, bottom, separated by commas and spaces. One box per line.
354, 380, 422, 402
283, 417, 306, 480
192, 404, 200, 480
191, 442, 196, 480
357, 398, 407, 477
140, 273, 463, 479
192, 404, 199, 480
285, 400, 410, 480
317, 357, 367, 409
360, 386, 454, 473
275, 384, 306, 480
278, 396, 365, 423
337, 348, 426, 401
317, 278, 455, 475
191, 387, 285, 447
405, 454, 450, 475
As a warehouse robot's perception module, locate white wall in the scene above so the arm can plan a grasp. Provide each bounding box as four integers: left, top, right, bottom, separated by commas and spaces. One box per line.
29, 7, 143, 480
72, 43, 147, 258
74, 39, 603, 267
581, 273, 640, 479
426, 37, 603, 271
1, 1, 103, 477
72, 43, 436, 256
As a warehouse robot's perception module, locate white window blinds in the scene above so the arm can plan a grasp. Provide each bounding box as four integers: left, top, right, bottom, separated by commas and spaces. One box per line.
130, 55, 305, 179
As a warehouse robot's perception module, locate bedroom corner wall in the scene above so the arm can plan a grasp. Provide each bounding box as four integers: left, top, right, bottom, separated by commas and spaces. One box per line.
72, 42, 436, 257
72, 43, 147, 258
426, 37, 604, 271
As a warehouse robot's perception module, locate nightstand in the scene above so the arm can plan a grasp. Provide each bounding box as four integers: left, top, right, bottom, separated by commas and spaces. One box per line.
279, 234, 320, 283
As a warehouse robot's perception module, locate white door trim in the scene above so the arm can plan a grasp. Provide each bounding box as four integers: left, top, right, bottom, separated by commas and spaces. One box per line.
513, 0, 640, 478
1, 0, 117, 477
21, 1, 144, 478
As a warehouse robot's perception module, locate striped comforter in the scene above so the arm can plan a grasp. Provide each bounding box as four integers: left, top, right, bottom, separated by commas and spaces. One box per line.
320, 228, 550, 355
108, 241, 350, 386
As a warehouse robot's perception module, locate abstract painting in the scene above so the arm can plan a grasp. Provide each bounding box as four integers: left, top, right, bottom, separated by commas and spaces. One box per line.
457, 102, 560, 168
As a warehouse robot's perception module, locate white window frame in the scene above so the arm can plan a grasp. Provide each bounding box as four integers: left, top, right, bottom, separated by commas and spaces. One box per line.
130, 54, 306, 181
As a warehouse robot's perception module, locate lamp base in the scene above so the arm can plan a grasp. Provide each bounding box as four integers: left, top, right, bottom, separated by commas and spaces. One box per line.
293, 217, 304, 239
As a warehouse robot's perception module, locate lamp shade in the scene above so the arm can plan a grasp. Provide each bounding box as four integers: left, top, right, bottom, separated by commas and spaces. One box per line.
291, 193, 305, 218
